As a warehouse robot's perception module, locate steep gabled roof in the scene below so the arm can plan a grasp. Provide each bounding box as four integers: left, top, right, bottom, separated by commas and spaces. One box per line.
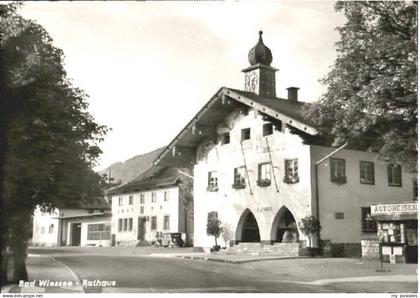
60, 195, 111, 211
106, 166, 191, 195
154, 87, 317, 166
228, 88, 314, 128
77, 197, 111, 210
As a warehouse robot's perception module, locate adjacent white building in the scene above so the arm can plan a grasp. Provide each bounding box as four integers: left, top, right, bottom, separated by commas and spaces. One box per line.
107, 166, 193, 246
32, 198, 111, 247
153, 32, 417, 259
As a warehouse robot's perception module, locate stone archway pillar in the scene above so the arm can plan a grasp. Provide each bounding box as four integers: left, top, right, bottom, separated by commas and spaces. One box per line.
259, 227, 273, 245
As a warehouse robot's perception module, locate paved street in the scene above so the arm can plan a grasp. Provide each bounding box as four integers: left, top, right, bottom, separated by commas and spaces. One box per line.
2, 246, 417, 293
51, 254, 325, 293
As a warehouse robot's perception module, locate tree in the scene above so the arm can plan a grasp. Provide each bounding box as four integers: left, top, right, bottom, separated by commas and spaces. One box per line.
206, 213, 223, 247
1, 3, 107, 283
304, 1, 417, 170
298, 215, 321, 248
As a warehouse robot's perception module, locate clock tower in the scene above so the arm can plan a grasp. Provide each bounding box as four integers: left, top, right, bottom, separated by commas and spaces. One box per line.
242, 31, 278, 98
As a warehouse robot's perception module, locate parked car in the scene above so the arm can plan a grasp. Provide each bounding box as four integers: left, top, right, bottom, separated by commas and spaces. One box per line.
162, 233, 184, 248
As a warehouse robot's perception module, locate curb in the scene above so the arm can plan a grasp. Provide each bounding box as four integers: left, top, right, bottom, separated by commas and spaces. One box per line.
294, 274, 419, 286
1, 285, 21, 293
176, 254, 308, 264
46, 256, 85, 293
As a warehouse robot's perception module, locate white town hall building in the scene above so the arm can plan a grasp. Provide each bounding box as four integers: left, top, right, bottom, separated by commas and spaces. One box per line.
154, 32, 417, 259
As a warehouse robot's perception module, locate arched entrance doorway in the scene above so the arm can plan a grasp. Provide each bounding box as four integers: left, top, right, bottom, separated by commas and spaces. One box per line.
271, 207, 299, 243
236, 209, 261, 242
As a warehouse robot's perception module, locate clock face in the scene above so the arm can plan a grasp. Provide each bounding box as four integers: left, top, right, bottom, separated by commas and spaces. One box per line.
245, 70, 258, 93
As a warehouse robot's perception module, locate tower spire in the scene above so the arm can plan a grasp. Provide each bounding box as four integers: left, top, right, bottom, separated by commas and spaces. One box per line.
242, 31, 278, 98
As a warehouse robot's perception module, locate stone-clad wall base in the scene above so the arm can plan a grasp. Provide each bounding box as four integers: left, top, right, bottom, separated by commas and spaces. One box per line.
329, 243, 361, 258
361, 239, 379, 259
227, 242, 299, 257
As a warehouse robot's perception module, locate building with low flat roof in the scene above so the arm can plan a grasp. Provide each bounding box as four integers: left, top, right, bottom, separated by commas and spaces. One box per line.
32, 197, 111, 247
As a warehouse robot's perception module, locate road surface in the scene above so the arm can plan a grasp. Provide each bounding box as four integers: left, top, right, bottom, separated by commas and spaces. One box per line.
53, 255, 329, 293
22, 247, 416, 293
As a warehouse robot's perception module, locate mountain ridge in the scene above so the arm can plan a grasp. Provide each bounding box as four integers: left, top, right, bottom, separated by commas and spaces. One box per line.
99, 147, 165, 184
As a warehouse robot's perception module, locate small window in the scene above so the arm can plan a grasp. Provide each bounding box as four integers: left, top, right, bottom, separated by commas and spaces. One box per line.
123, 218, 128, 231
128, 218, 133, 231
241, 128, 251, 141
152, 192, 157, 202
164, 191, 169, 201
257, 163, 271, 187
233, 167, 246, 189
262, 123, 273, 136
361, 207, 377, 233
360, 161, 374, 185
140, 206, 144, 214
284, 159, 299, 184
413, 178, 418, 201
221, 132, 230, 145
163, 215, 170, 230
41, 227, 45, 234
335, 212, 344, 220
330, 158, 346, 184
49, 224, 54, 234
151, 216, 157, 230
387, 164, 402, 187
207, 171, 218, 192
274, 121, 283, 132
207, 212, 219, 229
208, 211, 218, 221
140, 194, 145, 204
129, 195, 133, 205
118, 219, 122, 232
118, 197, 123, 206
88, 209, 94, 214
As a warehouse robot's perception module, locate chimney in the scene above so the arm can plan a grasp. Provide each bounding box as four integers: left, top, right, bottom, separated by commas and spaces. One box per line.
287, 87, 299, 102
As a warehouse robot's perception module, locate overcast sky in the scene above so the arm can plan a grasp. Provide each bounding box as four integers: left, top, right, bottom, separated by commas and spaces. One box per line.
20, 1, 346, 171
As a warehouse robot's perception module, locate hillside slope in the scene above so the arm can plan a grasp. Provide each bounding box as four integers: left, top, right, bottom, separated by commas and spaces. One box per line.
99, 147, 165, 184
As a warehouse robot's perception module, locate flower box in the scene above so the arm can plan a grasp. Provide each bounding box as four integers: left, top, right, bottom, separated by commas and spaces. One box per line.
232, 183, 246, 189
283, 176, 299, 184
256, 179, 271, 187
207, 185, 219, 192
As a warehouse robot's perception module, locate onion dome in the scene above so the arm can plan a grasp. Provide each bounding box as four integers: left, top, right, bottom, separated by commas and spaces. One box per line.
248, 31, 273, 66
